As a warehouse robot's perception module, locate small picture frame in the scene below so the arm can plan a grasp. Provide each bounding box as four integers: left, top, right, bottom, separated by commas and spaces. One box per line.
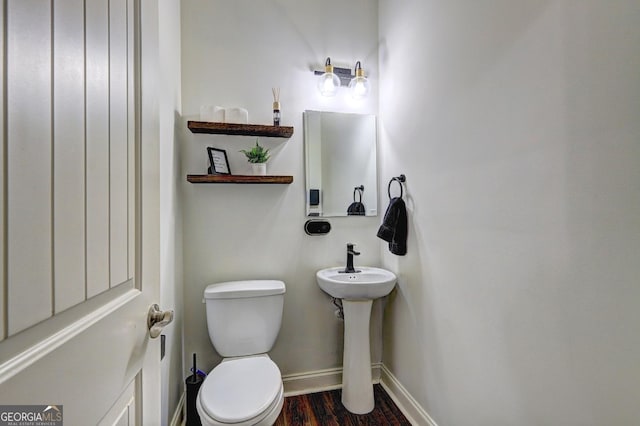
207, 147, 231, 175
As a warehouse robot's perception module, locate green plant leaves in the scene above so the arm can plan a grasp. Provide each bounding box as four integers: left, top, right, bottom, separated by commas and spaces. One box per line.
240, 139, 270, 163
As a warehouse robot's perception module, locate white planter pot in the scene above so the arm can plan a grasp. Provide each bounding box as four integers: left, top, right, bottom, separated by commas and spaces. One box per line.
251, 163, 267, 176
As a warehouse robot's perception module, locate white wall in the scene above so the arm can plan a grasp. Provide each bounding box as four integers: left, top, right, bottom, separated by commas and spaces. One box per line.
180, 0, 382, 378
159, 0, 184, 424
378, 1, 640, 425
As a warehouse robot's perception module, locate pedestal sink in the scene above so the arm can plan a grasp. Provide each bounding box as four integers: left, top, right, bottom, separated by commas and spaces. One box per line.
316, 266, 397, 414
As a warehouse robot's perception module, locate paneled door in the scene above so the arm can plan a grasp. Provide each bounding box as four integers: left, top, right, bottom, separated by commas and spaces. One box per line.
0, 0, 165, 424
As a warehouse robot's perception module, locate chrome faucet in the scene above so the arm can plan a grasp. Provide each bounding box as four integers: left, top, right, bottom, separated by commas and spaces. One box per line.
343, 243, 361, 273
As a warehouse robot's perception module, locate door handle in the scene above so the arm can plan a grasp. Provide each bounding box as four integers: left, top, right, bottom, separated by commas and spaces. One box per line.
147, 304, 174, 338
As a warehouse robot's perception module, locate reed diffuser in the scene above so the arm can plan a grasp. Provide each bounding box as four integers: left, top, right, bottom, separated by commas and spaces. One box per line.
272, 87, 281, 126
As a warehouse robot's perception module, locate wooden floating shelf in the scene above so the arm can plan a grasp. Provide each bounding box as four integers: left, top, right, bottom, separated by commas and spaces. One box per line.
187, 121, 294, 138
187, 174, 293, 184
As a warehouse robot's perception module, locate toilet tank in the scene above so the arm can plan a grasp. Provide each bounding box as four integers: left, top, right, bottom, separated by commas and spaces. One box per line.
203, 280, 285, 358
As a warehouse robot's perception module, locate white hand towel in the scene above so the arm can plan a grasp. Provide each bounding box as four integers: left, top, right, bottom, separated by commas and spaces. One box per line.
200, 105, 224, 122
225, 107, 248, 124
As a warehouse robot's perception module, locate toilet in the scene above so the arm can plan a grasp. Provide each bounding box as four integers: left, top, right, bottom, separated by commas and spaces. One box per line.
197, 280, 286, 426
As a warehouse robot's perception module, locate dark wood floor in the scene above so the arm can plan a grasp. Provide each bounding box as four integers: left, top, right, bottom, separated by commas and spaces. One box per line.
274, 384, 412, 426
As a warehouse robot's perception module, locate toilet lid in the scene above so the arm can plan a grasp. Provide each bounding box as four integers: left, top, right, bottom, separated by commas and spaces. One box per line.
199, 356, 282, 423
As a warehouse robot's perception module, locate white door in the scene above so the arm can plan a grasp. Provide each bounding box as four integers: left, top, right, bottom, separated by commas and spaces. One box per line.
0, 1, 166, 425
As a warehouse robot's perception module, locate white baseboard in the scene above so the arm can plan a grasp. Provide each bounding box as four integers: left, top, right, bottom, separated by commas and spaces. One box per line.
282, 366, 342, 396
170, 392, 185, 426
282, 363, 382, 397
379, 364, 438, 426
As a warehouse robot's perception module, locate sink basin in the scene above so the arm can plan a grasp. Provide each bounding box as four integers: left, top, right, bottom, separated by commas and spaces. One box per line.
316, 266, 396, 300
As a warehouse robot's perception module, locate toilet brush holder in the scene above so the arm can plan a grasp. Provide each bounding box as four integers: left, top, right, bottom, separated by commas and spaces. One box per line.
186, 353, 204, 426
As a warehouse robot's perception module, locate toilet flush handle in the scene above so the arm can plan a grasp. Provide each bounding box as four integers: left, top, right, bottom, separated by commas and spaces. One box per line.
147, 304, 174, 338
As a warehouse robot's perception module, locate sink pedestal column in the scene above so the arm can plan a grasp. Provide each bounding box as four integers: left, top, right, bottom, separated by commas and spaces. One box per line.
341, 299, 374, 414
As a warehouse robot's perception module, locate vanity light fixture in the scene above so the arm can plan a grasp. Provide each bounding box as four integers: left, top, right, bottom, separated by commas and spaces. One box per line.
349, 61, 370, 100
314, 58, 370, 99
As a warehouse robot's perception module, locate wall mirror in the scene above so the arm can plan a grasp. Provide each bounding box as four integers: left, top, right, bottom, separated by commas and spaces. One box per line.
304, 111, 377, 217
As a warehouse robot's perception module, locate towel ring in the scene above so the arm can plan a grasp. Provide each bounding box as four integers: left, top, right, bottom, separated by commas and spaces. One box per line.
353, 185, 364, 202
388, 175, 406, 199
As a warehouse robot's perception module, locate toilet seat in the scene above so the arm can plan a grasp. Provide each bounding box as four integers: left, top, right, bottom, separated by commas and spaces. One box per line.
197, 355, 283, 425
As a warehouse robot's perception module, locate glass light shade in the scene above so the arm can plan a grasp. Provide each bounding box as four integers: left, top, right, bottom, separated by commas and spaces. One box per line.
318, 72, 341, 97
349, 76, 370, 99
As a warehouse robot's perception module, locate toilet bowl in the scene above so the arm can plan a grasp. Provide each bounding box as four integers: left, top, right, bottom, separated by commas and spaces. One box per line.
196, 355, 284, 426
197, 280, 286, 426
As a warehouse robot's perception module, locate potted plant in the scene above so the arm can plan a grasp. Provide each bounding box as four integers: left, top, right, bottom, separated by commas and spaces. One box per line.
240, 139, 270, 175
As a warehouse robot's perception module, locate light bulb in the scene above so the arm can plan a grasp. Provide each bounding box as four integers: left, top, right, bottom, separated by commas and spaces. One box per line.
349, 61, 370, 100
317, 57, 341, 97
350, 78, 370, 99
